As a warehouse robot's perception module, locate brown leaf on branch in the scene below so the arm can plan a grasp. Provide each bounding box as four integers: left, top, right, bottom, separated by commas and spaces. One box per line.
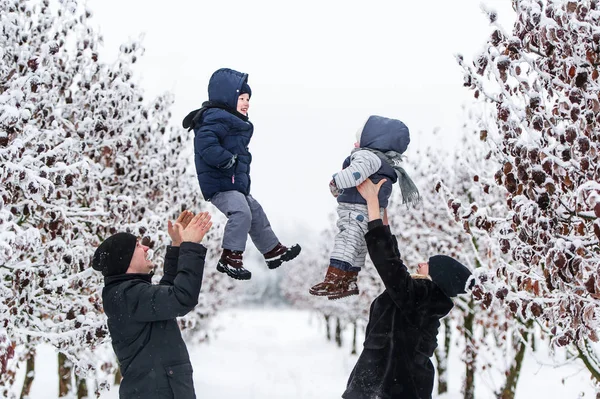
585, 275, 596, 294
583, 305, 595, 326
586, 51, 597, 66
530, 302, 543, 317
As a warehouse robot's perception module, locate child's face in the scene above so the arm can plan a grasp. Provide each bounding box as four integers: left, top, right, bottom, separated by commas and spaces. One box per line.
237, 94, 250, 115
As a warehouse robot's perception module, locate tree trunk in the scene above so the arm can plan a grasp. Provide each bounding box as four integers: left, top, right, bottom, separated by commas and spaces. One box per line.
351, 320, 357, 355
324, 314, 331, 341
335, 318, 342, 347
19, 348, 35, 399
464, 298, 476, 399
114, 367, 122, 385
499, 322, 532, 399
58, 352, 72, 397
576, 338, 600, 385
463, 233, 483, 399
76, 374, 88, 399
434, 318, 451, 395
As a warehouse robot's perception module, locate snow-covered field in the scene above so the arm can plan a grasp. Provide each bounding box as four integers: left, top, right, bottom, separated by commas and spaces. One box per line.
14, 307, 597, 398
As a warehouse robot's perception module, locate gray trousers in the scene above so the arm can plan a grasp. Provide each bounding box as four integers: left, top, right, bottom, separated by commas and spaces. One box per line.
330, 203, 383, 272
210, 191, 279, 253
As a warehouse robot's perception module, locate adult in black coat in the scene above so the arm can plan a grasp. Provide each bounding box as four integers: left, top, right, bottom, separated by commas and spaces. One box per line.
343, 179, 473, 399
92, 211, 213, 399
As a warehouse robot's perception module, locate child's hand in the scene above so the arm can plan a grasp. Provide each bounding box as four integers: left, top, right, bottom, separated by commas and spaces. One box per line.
357, 178, 386, 202
329, 179, 341, 198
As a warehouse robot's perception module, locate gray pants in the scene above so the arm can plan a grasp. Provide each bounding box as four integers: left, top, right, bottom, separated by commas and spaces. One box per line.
330, 203, 382, 272
210, 191, 279, 253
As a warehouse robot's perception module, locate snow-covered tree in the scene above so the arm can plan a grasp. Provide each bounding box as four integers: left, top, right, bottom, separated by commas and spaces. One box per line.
0, 1, 231, 396
455, 0, 600, 390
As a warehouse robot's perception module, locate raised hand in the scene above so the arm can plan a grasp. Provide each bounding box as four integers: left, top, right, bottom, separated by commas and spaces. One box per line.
168, 210, 195, 247
357, 178, 387, 202
175, 212, 213, 244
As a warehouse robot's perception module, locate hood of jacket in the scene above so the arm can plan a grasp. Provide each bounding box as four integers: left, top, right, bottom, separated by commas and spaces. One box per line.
208, 68, 249, 110
359, 115, 410, 154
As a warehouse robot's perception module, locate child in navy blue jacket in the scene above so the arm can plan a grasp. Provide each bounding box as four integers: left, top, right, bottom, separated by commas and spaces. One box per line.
183, 68, 301, 280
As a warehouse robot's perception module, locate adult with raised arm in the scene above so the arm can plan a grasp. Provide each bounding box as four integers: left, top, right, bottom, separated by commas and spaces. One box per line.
92, 210, 212, 399
342, 179, 473, 399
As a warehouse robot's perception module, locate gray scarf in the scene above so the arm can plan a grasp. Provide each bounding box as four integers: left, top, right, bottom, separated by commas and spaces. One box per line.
357, 148, 421, 206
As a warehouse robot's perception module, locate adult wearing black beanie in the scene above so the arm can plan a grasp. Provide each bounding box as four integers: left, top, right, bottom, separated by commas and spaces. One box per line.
92, 232, 137, 276
343, 179, 472, 399
92, 211, 212, 399
428, 255, 473, 298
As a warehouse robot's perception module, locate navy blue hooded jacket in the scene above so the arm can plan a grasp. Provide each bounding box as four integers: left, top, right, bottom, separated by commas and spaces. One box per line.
190, 68, 253, 201
337, 116, 410, 208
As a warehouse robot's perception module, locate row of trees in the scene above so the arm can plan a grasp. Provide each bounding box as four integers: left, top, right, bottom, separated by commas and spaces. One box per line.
282, 0, 600, 397
0, 1, 234, 397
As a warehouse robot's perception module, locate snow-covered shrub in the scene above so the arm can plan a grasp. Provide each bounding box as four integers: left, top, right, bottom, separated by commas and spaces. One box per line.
0, 0, 231, 396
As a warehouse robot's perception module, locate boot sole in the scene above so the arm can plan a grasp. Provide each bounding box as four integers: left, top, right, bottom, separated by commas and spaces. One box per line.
328, 290, 359, 300
216, 264, 252, 280
267, 244, 302, 270
308, 288, 333, 296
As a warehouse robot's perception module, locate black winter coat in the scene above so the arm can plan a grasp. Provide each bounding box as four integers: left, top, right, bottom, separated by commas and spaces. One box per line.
343, 222, 454, 399
102, 242, 207, 399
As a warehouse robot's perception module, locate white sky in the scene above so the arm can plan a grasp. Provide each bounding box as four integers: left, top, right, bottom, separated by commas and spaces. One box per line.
88, 0, 515, 244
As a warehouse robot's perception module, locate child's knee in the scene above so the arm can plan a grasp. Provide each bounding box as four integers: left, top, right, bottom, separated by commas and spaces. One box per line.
228, 207, 252, 228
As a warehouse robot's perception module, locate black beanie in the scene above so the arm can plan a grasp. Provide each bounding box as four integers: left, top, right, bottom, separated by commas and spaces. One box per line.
92, 233, 137, 277
240, 81, 252, 98
428, 255, 472, 298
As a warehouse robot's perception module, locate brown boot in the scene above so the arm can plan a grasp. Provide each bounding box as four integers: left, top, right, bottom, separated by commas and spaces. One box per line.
264, 242, 302, 269
309, 266, 359, 299
216, 249, 251, 280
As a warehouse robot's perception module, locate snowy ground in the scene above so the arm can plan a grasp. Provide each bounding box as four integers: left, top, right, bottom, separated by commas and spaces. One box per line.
15, 307, 598, 398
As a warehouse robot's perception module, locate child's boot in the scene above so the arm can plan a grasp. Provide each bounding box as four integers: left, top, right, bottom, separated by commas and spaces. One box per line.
309, 266, 359, 299
263, 242, 302, 269
217, 249, 251, 280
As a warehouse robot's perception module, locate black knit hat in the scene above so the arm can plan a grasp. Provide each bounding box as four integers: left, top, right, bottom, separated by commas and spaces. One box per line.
428, 255, 472, 298
240, 81, 252, 98
92, 233, 137, 277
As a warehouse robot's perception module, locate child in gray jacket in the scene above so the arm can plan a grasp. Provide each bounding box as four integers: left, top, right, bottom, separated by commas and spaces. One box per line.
309, 115, 419, 299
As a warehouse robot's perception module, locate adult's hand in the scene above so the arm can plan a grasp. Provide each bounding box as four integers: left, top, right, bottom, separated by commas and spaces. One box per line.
357, 178, 387, 222
175, 212, 213, 244
168, 210, 194, 247
357, 178, 387, 202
